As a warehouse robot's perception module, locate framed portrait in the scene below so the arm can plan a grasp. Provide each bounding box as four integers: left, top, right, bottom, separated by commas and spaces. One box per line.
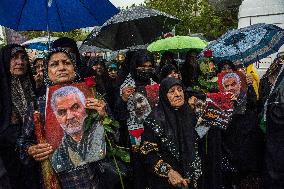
45, 83, 106, 173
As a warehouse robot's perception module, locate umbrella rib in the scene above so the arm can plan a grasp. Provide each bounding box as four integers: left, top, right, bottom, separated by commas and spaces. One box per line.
54, 0, 65, 32
77, 0, 100, 25
16, 0, 28, 30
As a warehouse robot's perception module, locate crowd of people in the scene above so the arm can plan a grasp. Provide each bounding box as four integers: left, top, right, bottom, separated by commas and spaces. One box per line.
0, 36, 284, 189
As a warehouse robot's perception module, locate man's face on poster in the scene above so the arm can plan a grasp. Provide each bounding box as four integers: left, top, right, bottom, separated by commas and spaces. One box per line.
133, 93, 150, 118
223, 76, 241, 98
54, 93, 86, 135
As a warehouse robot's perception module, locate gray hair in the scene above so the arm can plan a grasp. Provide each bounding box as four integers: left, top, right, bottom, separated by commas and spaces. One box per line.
222, 72, 240, 86
51, 86, 86, 113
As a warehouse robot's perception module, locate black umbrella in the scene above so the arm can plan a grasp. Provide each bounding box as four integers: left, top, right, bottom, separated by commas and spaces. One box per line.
83, 6, 179, 51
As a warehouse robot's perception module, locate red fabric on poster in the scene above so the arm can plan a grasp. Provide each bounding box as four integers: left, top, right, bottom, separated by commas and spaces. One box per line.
145, 84, 160, 108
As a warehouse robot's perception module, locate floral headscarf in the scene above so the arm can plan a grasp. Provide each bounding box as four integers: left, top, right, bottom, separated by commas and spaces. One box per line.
44, 48, 81, 87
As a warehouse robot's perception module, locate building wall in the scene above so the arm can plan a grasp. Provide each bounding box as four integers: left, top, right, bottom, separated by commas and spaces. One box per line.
238, 0, 284, 77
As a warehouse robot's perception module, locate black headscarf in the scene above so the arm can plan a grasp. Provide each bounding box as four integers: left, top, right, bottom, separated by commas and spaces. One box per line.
159, 64, 178, 81
265, 63, 284, 187
44, 48, 81, 87
217, 59, 236, 73
154, 77, 197, 176
0, 44, 35, 133
181, 50, 199, 87
88, 58, 111, 95
129, 50, 155, 86
160, 51, 178, 69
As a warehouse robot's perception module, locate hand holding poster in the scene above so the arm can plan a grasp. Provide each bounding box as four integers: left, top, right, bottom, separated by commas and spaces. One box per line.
45, 83, 106, 173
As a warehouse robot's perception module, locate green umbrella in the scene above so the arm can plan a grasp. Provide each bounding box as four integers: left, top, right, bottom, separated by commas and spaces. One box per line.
147, 35, 208, 52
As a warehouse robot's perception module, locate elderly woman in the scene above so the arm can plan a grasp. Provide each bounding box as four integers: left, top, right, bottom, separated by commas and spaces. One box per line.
140, 77, 201, 189
17, 48, 108, 188
0, 44, 39, 188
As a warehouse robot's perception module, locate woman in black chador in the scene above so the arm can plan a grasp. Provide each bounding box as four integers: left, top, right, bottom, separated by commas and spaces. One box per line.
140, 77, 202, 189
265, 59, 284, 188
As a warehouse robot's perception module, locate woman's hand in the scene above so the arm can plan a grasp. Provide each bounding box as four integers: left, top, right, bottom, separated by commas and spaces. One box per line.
246, 74, 254, 85
168, 169, 189, 188
27, 143, 53, 161
86, 98, 107, 117
121, 87, 135, 102
34, 72, 43, 88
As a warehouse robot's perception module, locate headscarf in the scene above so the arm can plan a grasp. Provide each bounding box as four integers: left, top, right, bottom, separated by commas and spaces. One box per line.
217, 59, 236, 73
129, 50, 155, 86
89, 58, 114, 96
44, 48, 81, 87
153, 77, 197, 177
119, 50, 156, 96
181, 50, 199, 87
52, 37, 81, 65
0, 44, 35, 131
52, 37, 90, 78
160, 64, 178, 81
264, 63, 284, 121
262, 56, 283, 80
160, 51, 178, 69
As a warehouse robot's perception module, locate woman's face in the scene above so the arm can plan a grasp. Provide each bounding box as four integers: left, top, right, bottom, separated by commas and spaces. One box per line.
34, 59, 44, 75
92, 63, 105, 76
167, 70, 180, 80
136, 61, 154, 79
167, 85, 184, 108
48, 52, 76, 85
136, 61, 153, 70
10, 52, 28, 77
221, 64, 233, 73
108, 67, 118, 79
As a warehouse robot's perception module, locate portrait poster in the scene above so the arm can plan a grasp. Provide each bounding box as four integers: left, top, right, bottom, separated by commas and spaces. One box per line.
195, 92, 234, 138
217, 71, 247, 94
217, 71, 248, 114
204, 92, 234, 129
45, 82, 106, 173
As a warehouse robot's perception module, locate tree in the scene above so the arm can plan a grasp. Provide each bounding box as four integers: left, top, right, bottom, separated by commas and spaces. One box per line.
144, 0, 238, 39
20, 29, 90, 41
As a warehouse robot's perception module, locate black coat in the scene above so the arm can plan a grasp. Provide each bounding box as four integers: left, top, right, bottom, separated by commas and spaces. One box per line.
265, 68, 284, 188
200, 86, 264, 189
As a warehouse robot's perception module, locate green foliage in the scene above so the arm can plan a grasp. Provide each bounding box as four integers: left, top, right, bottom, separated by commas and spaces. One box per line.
20, 29, 90, 41
84, 111, 130, 163
144, 0, 238, 39
107, 146, 131, 163
194, 59, 218, 93
83, 110, 100, 131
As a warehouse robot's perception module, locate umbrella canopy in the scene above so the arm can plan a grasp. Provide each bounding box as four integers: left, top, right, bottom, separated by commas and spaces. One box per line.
22, 36, 59, 45
0, 0, 118, 32
83, 6, 179, 51
201, 23, 284, 67
22, 36, 59, 51
79, 44, 111, 53
147, 36, 208, 52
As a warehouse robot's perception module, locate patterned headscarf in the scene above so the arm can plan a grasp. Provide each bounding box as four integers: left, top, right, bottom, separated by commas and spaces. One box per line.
0, 44, 35, 126
262, 53, 284, 79
44, 48, 81, 87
